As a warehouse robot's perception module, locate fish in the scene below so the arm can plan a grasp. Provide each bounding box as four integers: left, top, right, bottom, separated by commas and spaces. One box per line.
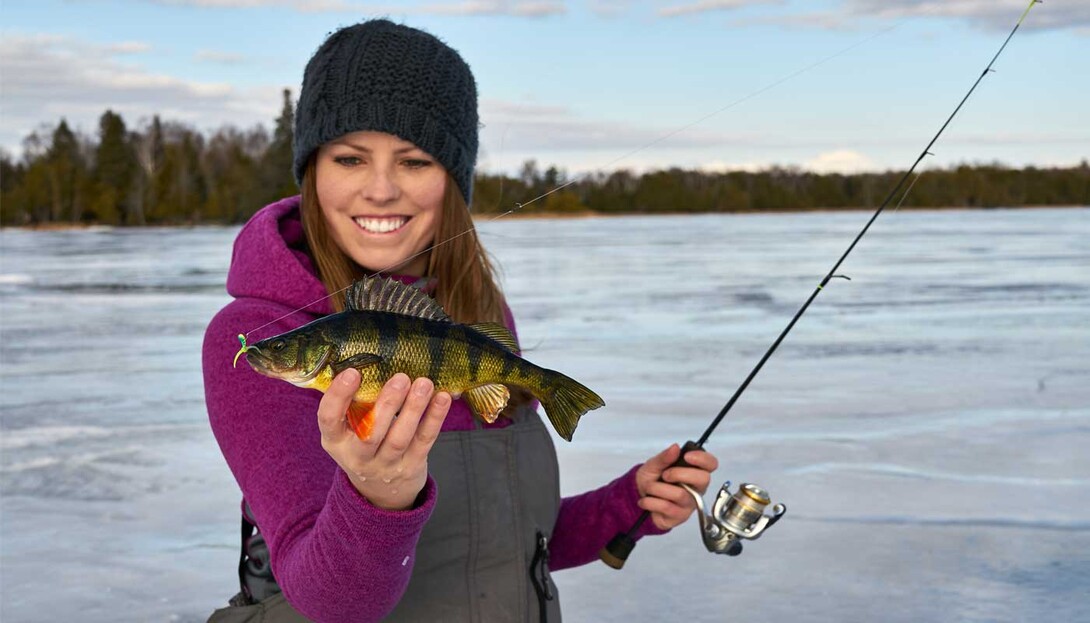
239, 276, 604, 441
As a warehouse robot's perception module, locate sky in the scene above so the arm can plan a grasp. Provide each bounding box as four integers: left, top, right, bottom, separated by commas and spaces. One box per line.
1, 0, 1087, 176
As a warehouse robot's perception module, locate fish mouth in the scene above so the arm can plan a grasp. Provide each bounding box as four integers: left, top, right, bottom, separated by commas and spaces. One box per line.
242, 346, 277, 377
244, 345, 333, 384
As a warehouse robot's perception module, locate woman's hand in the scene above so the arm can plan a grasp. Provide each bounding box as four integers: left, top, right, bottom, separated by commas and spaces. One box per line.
318, 369, 451, 511
635, 444, 720, 531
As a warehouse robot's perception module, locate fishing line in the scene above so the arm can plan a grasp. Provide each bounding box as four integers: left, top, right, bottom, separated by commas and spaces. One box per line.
240, 14, 917, 340
601, 0, 1042, 568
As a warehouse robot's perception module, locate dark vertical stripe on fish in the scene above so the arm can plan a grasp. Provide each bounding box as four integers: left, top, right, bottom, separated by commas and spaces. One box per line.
466, 337, 482, 381
499, 350, 514, 379
427, 320, 446, 385
375, 313, 398, 377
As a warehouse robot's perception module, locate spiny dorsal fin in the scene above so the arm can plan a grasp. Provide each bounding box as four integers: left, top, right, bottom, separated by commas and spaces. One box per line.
464, 383, 511, 424
344, 276, 451, 322
468, 322, 520, 353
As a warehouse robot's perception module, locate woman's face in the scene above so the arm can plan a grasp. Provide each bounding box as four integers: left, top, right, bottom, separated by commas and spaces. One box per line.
315, 130, 447, 277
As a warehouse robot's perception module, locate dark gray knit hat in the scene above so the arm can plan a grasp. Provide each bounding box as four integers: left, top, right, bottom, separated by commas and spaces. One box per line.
293, 19, 479, 205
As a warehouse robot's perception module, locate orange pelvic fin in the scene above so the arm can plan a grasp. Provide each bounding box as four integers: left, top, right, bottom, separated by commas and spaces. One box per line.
347, 401, 376, 440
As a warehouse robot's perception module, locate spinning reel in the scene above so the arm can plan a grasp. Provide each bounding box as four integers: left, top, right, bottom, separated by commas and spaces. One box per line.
679, 481, 786, 556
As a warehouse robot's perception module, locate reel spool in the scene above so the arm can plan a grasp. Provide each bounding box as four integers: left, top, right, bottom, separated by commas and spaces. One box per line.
680, 481, 786, 556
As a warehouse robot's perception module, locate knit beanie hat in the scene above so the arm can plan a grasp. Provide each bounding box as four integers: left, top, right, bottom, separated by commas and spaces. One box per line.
293, 19, 479, 205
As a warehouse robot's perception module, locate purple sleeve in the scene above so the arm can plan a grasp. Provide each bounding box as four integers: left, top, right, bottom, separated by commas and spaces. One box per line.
548, 465, 668, 570
203, 301, 436, 623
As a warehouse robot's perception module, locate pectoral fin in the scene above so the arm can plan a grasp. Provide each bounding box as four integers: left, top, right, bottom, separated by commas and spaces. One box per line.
464, 383, 511, 424
347, 401, 376, 440
331, 353, 383, 376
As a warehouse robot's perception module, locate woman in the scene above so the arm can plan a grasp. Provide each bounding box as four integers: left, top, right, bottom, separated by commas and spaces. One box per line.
203, 19, 720, 623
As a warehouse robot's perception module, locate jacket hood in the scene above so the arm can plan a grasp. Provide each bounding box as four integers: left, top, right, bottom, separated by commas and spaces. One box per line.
226, 195, 334, 316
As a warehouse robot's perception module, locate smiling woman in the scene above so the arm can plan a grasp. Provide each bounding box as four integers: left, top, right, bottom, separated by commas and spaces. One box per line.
314, 131, 447, 280
201, 17, 720, 623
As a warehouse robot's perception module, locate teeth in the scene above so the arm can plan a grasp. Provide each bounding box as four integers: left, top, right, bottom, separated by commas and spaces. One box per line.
354, 216, 407, 233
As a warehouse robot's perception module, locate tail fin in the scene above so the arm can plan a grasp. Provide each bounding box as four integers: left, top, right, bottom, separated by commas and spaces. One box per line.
536, 370, 605, 442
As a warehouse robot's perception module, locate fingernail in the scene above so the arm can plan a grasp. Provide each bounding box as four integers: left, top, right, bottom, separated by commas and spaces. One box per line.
340, 369, 360, 386
413, 379, 432, 396
435, 393, 451, 407
390, 374, 409, 390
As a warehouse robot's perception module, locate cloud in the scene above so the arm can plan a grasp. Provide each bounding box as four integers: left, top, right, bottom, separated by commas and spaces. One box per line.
685, 152, 877, 174
746, 0, 1090, 33
588, 0, 632, 18
479, 98, 755, 153
658, 0, 781, 19
805, 149, 875, 173
699, 159, 772, 173
105, 41, 154, 54
0, 33, 284, 156
846, 0, 1088, 32
414, 1, 564, 17
145, 0, 565, 16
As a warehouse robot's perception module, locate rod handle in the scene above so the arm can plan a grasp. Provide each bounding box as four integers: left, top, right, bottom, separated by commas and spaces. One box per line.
598, 440, 702, 569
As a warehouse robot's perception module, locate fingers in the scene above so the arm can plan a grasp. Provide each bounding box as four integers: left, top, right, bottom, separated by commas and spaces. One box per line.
363, 373, 411, 450
643, 480, 696, 508
680, 449, 719, 472
403, 391, 452, 464
638, 494, 690, 526
378, 377, 436, 460
662, 466, 713, 495
318, 369, 361, 443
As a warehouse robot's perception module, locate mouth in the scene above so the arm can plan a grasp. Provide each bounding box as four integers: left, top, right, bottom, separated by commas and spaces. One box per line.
244, 346, 274, 376
353, 215, 410, 234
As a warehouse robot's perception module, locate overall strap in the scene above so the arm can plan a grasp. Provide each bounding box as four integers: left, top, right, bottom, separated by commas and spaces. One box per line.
232, 505, 258, 606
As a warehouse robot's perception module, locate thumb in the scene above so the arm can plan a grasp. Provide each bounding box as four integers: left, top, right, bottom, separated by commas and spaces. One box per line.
644, 443, 681, 474
318, 369, 361, 441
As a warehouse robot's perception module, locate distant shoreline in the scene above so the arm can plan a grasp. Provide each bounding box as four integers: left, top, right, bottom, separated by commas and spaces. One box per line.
475, 204, 1087, 221
3, 204, 1085, 231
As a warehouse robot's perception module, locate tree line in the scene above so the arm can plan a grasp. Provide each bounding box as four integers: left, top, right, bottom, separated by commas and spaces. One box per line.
2, 94, 1087, 227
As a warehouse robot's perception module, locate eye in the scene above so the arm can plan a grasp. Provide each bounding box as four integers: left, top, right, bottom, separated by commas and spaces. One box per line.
333, 156, 362, 167
402, 158, 432, 169
271, 340, 286, 352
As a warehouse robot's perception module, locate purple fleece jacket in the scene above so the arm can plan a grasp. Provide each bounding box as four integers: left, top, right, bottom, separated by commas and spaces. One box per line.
203, 196, 664, 622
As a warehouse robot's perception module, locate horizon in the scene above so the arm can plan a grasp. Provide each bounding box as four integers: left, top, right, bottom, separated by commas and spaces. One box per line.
1, 0, 1086, 177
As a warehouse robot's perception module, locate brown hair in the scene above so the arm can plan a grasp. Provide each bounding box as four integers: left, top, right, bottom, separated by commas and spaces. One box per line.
298, 155, 506, 327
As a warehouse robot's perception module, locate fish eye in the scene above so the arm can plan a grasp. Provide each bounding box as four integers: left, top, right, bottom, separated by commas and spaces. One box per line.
272, 340, 286, 352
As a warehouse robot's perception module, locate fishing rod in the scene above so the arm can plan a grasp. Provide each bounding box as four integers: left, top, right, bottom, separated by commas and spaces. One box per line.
599, 0, 1042, 569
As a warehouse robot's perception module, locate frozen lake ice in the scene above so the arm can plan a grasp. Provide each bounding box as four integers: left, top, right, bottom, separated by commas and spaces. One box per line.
2, 207, 1088, 621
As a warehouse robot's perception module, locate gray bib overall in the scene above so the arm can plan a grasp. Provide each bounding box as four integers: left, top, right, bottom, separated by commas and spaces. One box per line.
209, 406, 563, 622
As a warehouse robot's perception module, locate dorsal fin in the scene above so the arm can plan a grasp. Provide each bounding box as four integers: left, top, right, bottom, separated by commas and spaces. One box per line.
468, 322, 520, 353
344, 276, 451, 322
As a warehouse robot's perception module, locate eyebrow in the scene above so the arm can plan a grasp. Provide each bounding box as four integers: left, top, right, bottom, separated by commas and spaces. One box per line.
330, 139, 421, 155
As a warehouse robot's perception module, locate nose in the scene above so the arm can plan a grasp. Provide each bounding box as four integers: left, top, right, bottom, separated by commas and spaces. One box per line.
363, 166, 400, 205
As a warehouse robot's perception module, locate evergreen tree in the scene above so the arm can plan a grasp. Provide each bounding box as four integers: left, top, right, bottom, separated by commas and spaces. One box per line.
258, 88, 297, 205
46, 120, 83, 222
92, 110, 138, 224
